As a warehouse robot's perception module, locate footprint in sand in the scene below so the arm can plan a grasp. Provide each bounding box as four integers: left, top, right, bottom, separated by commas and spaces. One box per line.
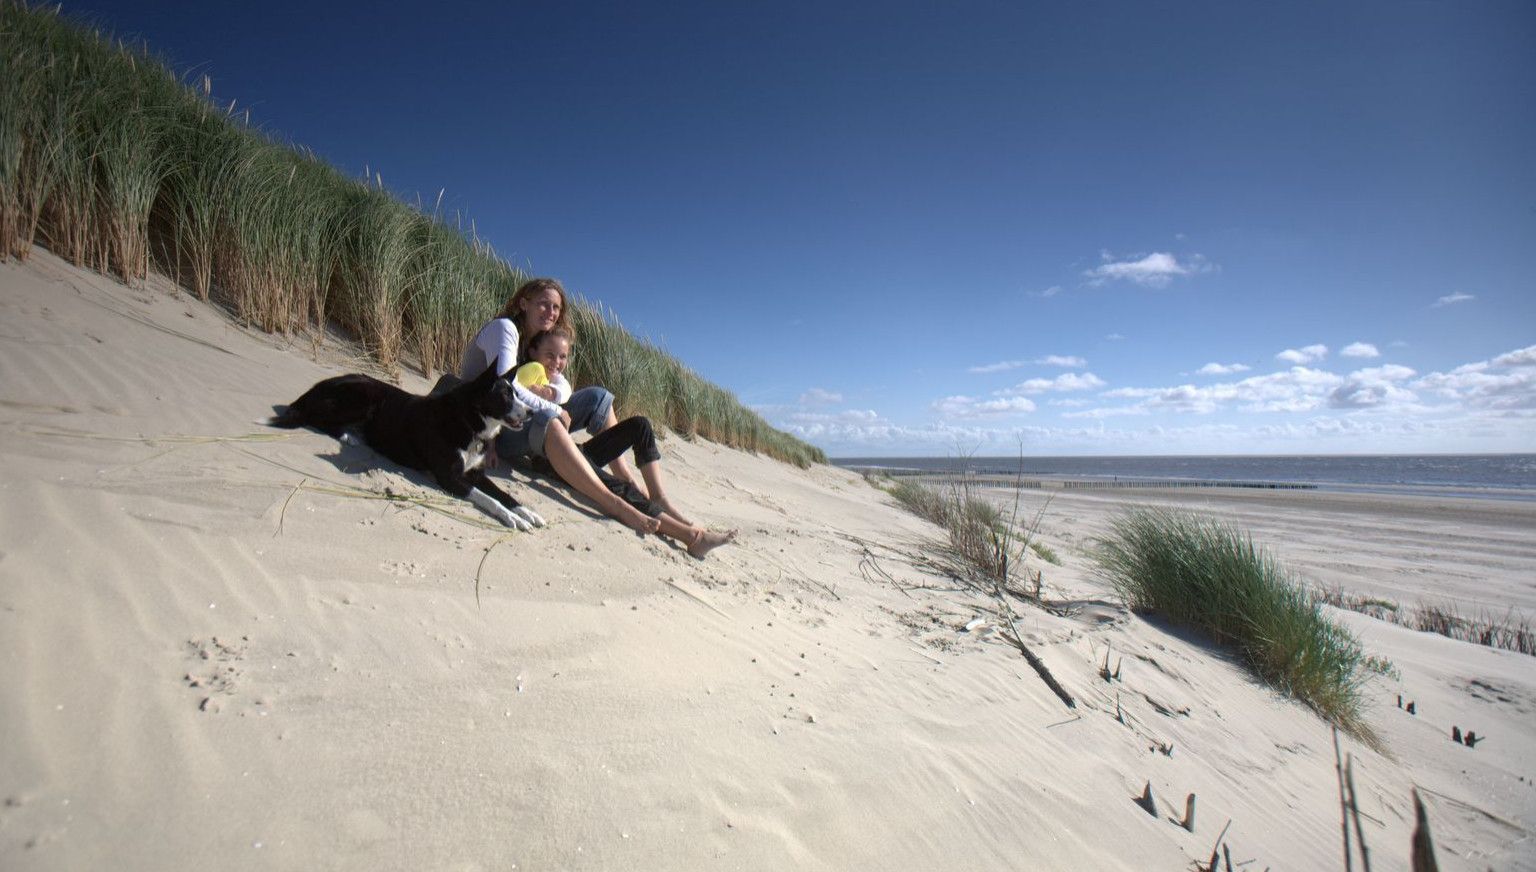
183, 635, 246, 714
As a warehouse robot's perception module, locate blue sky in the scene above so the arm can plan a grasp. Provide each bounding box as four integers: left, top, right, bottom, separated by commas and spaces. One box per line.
69, 0, 1535, 456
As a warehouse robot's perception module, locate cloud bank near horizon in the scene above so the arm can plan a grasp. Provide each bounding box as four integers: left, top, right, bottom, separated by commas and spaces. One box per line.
765, 343, 1536, 455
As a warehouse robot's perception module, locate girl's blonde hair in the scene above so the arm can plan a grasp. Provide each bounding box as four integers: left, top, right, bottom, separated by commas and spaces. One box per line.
525, 326, 574, 357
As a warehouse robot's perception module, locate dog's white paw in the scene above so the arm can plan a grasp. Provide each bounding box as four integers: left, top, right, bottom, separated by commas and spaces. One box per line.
469, 488, 527, 530
512, 506, 546, 528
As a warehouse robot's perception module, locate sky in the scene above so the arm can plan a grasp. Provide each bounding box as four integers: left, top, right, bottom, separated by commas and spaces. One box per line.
64, 0, 1536, 456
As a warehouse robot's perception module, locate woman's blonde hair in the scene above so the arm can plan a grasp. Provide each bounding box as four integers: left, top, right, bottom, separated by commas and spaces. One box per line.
499, 277, 575, 357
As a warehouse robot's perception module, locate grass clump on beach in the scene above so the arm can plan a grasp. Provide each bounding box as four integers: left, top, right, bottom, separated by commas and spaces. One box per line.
0, 0, 825, 468
1320, 586, 1534, 657
883, 475, 1046, 596
1095, 508, 1371, 738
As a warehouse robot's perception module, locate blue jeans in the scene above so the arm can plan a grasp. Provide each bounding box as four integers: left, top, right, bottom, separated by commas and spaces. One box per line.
496, 385, 615, 460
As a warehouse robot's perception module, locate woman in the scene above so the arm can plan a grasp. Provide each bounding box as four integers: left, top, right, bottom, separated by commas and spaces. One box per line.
461, 277, 658, 534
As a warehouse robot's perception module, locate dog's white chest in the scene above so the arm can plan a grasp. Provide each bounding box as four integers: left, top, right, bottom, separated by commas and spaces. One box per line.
458, 416, 504, 471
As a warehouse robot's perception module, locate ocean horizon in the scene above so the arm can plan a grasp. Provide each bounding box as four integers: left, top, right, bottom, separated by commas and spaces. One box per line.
832, 453, 1536, 501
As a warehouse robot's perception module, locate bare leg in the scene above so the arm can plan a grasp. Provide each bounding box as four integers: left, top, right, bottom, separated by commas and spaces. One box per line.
545, 420, 659, 534
655, 513, 736, 560
639, 461, 692, 526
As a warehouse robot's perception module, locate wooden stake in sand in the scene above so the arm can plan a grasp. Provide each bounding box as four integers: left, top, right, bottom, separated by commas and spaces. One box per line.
1178, 793, 1197, 832
1133, 781, 1157, 817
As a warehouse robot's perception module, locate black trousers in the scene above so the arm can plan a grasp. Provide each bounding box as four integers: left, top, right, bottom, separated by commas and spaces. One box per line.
528, 416, 664, 518
579, 416, 661, 468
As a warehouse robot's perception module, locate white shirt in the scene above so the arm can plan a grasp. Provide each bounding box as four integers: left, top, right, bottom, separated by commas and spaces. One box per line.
459, 318, 563, 417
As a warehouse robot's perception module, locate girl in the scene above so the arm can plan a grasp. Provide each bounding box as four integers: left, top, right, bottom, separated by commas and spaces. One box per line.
515, 327, 573, 404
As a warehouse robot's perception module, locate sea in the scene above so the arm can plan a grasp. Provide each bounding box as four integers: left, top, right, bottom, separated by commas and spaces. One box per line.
832, 454, 1536, 502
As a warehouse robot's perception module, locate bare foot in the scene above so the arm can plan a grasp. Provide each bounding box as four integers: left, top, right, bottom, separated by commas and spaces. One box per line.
687, 528, 737, 560
611, 499, 661, 534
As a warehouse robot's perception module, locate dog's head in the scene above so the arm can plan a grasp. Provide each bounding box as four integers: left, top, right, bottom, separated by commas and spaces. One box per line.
464, 364, 530, 428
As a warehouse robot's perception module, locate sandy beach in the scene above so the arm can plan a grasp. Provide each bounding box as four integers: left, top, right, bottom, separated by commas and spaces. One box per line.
3, 251, 1533, 870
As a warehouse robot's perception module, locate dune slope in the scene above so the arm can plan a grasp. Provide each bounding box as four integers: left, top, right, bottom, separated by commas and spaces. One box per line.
1, 252, 1532, 870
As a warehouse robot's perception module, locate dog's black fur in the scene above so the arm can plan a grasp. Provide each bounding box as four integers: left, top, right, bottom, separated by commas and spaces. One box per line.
269, 364, 543, 530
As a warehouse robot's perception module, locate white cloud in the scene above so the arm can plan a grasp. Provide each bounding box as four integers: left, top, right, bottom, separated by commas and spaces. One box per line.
932, 395, 1038, 418
1494, 345, 1536, 368
969, 355, 1086, 374
776, 417, 1001, 452
1349, 364, 1416, 382
1105, 333, 1126, 341
1340, 342, 1380, 359
1062, 405, 1152, 419
1432, 291, 1475, 308
1050, 398, 1091, 407
999, 372, 1107, 395
782, 407, 1530, 457
1276, 344, 1328, 364
1196, 362, 1251, 375
1030, 285, 1063, 298
798, 387, 843, 405
968, 360, 1027, 374
1414, 344, 1536, 411
1037, 355, 1087, 368
1097, 367, 1344, 416
1328, 365, 1419, 410
1083, 252, 1214, 289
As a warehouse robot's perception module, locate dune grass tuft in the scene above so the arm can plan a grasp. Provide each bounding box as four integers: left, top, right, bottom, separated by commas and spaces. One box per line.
1321, 586, 1534, 657
1095, 507, 1372, 739
882, 475, 1050, 598
0, 0, 824, 467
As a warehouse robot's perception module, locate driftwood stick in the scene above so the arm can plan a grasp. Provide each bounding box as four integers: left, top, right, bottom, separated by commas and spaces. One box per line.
1345, 755, 1373, 872
1333, 728, 1354, 872
664, 578, 731, 618
997, 606, 1075, 709
1203, 818, 1231, 871
275, 477, 306, 538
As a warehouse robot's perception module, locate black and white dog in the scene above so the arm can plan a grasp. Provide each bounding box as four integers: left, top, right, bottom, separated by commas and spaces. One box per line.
269, 365, 544, 531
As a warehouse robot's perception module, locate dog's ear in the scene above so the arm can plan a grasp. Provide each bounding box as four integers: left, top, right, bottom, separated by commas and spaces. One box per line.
470, 363, 500, 389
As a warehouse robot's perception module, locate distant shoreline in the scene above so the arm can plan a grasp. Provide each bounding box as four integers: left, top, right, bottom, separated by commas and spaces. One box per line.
834, 453, 1536, 503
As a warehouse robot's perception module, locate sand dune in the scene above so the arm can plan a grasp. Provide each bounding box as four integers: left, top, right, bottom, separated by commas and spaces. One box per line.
2, 252, 1532, 870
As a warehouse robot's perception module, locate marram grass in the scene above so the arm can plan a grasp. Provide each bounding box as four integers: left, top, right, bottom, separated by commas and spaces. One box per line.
0, 0, 824, 468
1095, 508, 1372, 739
